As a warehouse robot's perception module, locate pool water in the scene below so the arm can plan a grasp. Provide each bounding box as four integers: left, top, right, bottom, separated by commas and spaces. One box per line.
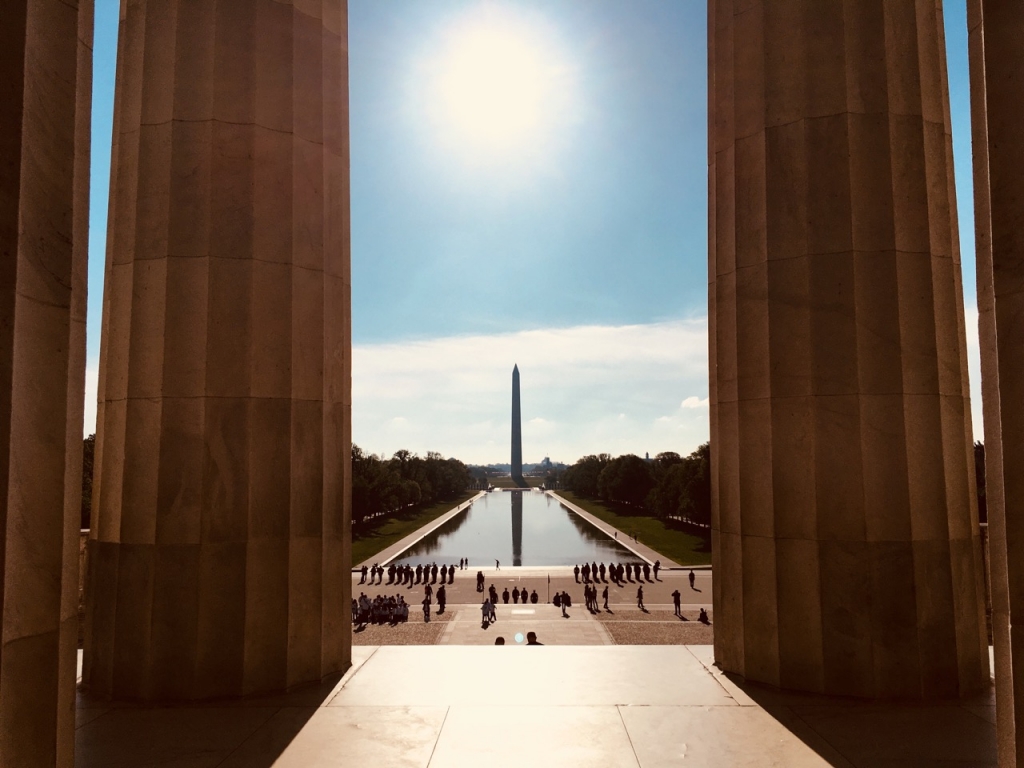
394, 490, 643, 567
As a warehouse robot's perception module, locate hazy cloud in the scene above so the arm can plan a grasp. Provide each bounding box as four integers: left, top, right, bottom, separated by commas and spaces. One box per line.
353, 318, 710, 464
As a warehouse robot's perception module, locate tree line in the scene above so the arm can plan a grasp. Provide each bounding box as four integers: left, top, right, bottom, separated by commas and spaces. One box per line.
352, 446, 471, 526
559, 443, 711, 527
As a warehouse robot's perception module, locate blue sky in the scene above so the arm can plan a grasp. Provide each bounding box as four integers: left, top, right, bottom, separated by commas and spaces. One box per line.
86, 1, 981, 465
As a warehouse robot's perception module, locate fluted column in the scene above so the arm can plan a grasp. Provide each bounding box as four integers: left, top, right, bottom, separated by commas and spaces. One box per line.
0, 0, 91, 763
84, 0, 352, 701
969, 0, 1024, 762
709, 0, 988, 698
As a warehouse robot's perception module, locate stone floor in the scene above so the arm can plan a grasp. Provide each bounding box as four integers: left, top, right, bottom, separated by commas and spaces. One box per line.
75, 644, 997, 767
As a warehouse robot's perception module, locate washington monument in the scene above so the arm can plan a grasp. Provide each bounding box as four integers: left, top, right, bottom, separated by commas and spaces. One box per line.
511, 365, 524, 485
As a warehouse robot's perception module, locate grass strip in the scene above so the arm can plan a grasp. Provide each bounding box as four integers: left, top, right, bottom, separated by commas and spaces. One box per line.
556, 491, 711, 567
352, 490, 479, 566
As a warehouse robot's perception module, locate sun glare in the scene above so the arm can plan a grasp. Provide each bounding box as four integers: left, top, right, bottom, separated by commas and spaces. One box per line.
423, 7, 575, 162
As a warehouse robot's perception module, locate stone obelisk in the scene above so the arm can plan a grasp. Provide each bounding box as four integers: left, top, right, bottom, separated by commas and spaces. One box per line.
511, 365, 524, 486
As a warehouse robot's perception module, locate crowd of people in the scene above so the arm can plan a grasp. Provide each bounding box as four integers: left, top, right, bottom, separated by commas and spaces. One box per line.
573, 560, 661, 584
352, 592, 411, 627
360, 561, 463, 586
355, 558, 712, 632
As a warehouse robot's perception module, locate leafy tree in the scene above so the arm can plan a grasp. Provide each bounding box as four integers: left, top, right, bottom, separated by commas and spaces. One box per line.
597, 454, 655, 507
81, 434, 95, 529
975, 441, 986, 524
561, 454, 611, 498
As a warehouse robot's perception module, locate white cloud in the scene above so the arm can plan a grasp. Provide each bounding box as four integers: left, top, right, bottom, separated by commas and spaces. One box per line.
354, 318, 710, 464
681, 396, 709, 409
83, 366, 98, 437
964, 304, 984, 442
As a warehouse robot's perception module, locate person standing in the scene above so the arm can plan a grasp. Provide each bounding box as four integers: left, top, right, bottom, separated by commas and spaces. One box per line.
573, 564, 580, 583
602, 585, 609, 611
503, 588, 510, 604
422, 595, 431, 623
437, 584, 447, 614
599, 563, 606, 582
482, 598, 492, 626
672, 589, 682, 618
359, 565, 367, 584
689, 569, 696, 590
637, 585, 645, 611
495, 559, 500, 570
511, 587, 519, 604
653, 560, 661, 580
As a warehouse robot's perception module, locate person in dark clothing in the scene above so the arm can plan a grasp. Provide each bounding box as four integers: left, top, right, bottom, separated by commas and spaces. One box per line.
431, 563, 439, 583
502, 588, 510, 604
448, 566, 454, 585
530, 590, 539, 604
599, 563, 606, 582
489, 584, 498, 605
437, 585, 446, 614
689, 569, 696, 590
672, 589, 682, 618
653, 560, 661, 580
602, 585, 609, 610
573, 564, 580, 583
422, 595, 431, 622
360, 565, 368, 584
637, 585, 645, 611
643, 563, 651, 581
699, 607, 710, 624
440, 564, 448, 582
477, 571, 485, 592
512, 587, 520, 604
415, 564, 423, 584
494, 636, 505, 645
582, 563, 590, 583
424, 583, 432, 601
591, 561, 598, 582
526, 632, 543, 645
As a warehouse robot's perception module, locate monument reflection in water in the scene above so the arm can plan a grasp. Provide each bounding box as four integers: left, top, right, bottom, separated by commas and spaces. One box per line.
396, 491, 643, 566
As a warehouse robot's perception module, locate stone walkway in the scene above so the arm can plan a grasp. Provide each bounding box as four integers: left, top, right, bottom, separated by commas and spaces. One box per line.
353, 492, 485, 569
548, 491, 685, 567
438, 603, 615, 645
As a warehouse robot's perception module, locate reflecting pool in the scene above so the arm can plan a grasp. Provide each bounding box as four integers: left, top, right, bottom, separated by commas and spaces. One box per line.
394, 490, 643, 566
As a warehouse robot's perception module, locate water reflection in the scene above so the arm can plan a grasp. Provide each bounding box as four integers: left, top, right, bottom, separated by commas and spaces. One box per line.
395, 491, 642, 566
511, 492, 523, 566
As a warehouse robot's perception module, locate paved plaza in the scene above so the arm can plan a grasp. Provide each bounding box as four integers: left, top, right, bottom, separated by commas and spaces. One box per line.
352, 567, 714, 647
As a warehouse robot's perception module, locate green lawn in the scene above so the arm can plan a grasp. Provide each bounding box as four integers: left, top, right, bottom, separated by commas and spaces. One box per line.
554, 491, 711, 567
351, 490, 479, 566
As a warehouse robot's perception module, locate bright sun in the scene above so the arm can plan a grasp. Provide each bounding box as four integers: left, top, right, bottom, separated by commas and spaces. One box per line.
427, 8, 573, 158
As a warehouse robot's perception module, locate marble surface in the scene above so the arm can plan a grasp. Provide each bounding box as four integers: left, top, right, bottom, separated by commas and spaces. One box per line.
75, 645, 997, 767
708, 0, 988, 698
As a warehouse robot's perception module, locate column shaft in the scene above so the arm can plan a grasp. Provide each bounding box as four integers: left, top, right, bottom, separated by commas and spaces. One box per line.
970, 0, 1024, 762
709, 0, 988, 697
84, 0, 351, 701
0, 0, 91, 764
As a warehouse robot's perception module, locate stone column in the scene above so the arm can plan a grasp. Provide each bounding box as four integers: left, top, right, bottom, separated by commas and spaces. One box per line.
0, 0, 91, 763
84, 0, 352, 701
709, 0, 989, 697
969, 0, 1024, 762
